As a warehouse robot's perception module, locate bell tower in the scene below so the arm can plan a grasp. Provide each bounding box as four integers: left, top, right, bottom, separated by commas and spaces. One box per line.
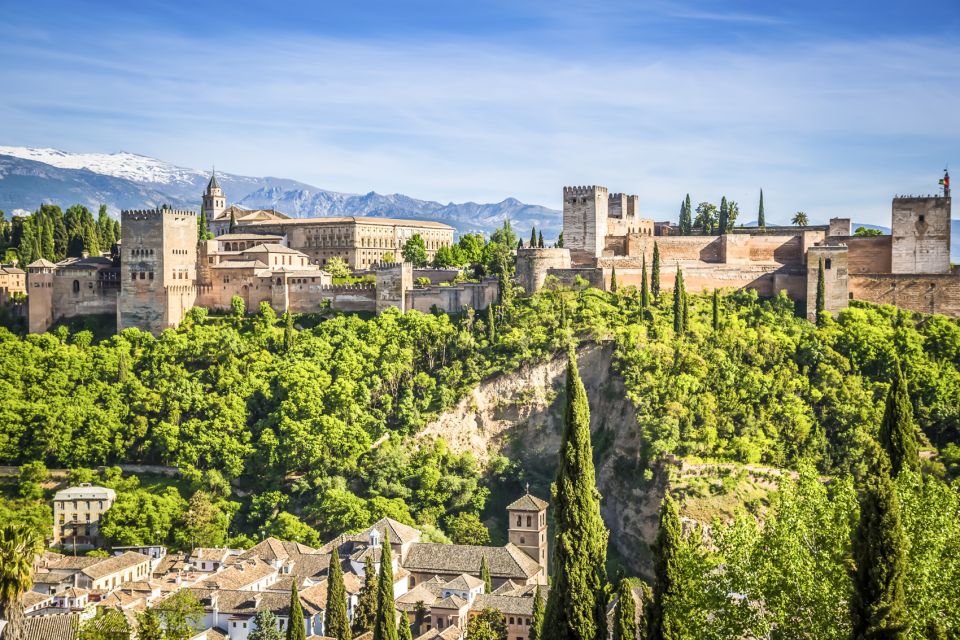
201, 171, 226, 234
507, 489, 549, 576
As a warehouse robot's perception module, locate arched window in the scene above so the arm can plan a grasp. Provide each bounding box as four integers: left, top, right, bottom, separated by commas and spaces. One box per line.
72, 280, 80, 294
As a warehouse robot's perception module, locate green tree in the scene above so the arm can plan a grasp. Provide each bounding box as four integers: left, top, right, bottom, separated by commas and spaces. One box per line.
325, 256, 352, 279
694, 202, 717, 234
287, 581, 306, 640
879, 359, 919, 476
373, 532, 399, 640
157, 589, 204, 640
480, 556, 492, 593
79, 608, 131, 640
413, 601, 429, 636
815, 256, 826, 326
402, 235, 428, 267
718, 196, 729, 234
0, 523, 43, 640
530, 227, 538, 248
353, 555, 378, 634
712, 289, 719, 331
381, 251, 396, 263
324, 549, 350, 640
542, 353, 609, 640
640, 254, 649, 310
678, 196, 692, 236
647, 494, 682, 640
557, 231, 564, 248
176, 491, 229, 549
530, 585, 545, 640
466, 608, 508, 640
757, 190, 765, 229
672, 268, 685, 334
851, 450, 908, 640
197, 207, 212, 242
855, 227, 884, 237
539, 230, 545, 248
249, 610, 283, 640
397, 615, 413, 640
610, 266, 618, 293
231, 295, 245, 317
612, 578, 637, 640
17, 461, 46, 500
487, 303, 496, 344
651, 242, 661, 299
446, 512, 490, 546
792, 211, 809, 227
135, 610, 164, 640
726, 200, 740, 229
229, 210, 238, 233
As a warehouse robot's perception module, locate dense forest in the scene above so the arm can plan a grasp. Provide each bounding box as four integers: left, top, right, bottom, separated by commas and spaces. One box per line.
2, 267, 959, 634
0, 204, 120, 265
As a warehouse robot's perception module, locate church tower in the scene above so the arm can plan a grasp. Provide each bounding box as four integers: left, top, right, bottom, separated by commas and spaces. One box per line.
507, 490, 549, 576
201, 171, 225, 235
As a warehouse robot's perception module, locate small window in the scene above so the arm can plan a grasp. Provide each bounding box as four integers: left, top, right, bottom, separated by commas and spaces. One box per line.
824, 258, 832, 270
919, 215, 925, 223
72, 280, 80, 293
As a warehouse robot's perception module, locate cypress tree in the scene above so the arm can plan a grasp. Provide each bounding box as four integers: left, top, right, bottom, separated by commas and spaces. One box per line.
353, 555, 377, 634
757, 190, 765, 229
530, 585, 544, 640
286, 581, 306, 640
612, 578, 637, 640
284, 312, 295, 352
712, 289, 719, 331
851, 451, 908, 640
684, 194, 692, 235
539, 230, 545, 248
530, 227, 537, 248
229, 210, 238, 234
198, 208, 209, 241
678, 200, 687, 236
673, 268, 684, 334
518, 239, 524, 251
542, 353, 609, 640
397, 616, 413, 640
372, 533, 398, 640
648, 493, 682, 640
324, 549, 350, 640
815, 256, 826, 326
718, 196, 729, 234
878, 359, 919, 476
610, 266, 618, 293
487, 304, 496, 344
557, 231, 564, 248
480, 556, 492, 593
681, 280, 688, 332
640, 255, 649, 310
651, 243, 661, 299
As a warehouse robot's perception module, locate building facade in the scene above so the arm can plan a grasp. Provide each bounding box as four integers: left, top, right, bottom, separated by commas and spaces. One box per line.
51, 484, 117, 549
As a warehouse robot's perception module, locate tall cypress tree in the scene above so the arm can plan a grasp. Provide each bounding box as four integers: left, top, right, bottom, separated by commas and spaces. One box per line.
640, 255, 649, 310
487, 304, 496, 344
530, 227, 537, 248
651, 243, 661, 299
678, 200, 687, 236
612, 578, 637, 640
373, 533, 398, 640
718, 196, 729, 234
681, 279, 688, 332
712, 289, 720, 331
879, 359, 919, 476
229, 210, 238, 234
353, 555, 377, 634
673, 268, 684, 334
757, 190, 765, 229
610, 266, 618, 293
557, 231, 564, 248
480, 556, 492, 593
324, 549, 350, 640
851, 449, 908, 640
530, 585, 544, 640
539, 230, 545, 248
684, 194, 692, 235
815, 257, 826, 326
287, 581, 306, 640
397, 616, 413, 640
542, 353, 609, 640
648, 494, 682, 640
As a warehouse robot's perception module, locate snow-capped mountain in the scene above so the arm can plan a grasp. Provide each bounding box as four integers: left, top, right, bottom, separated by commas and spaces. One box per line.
0, 146, 561, 237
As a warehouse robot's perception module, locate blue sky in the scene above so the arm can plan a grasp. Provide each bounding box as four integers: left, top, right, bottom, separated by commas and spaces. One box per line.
0, 0, 958, 224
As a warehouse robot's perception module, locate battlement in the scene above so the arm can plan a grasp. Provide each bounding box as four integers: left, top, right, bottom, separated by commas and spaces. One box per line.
315, 283, 375, 292
122, 207, 197, 220
892, 195, 950, 202
608, 192, 635, 201
563, 185, 608, 196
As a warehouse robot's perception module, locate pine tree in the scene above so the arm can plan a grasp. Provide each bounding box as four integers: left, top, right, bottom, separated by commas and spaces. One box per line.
640, 255, 649, 310
878, 359, 919, 476
530, 585, 544, 640
815, 256, 826, 326
480, 556, 492, 593
286, 581, 306, 640
249, 610, 283, 640
612, 578, 637, 640
324, 549, 350, 640
648, 494, 682, 640
353, 555, 378, 634
373, 533, 399, 640
557, 231, 564, 248
487, 304, 496, 344
718, 196, 729, 234
851, 452, 908, 640
757, 190, 765, 229
539, 230, 545, 248
610, 266, 618, 293
673, 268, 685, 334
712, 289, 719, 331
542, 353, 609, 640
651, 243, 661, 299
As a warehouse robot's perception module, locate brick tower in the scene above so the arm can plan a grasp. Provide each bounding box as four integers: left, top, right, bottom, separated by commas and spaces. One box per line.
507, 490, 549, 575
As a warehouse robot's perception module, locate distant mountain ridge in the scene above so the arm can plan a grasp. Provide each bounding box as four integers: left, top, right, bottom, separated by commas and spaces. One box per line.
0, 146, 561, 237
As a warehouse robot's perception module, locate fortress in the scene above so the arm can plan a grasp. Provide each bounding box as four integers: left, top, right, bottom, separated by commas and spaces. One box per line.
25, 176, 496, 334
519, 176, 958, 319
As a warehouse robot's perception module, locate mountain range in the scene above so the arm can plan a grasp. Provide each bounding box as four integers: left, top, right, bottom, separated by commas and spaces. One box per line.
0, 147, 562, 238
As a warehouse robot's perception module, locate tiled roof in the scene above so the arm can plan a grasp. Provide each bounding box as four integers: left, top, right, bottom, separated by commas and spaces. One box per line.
26, 258, 57, 268
210, 260, 268, 269
53, 485, 116, 501
21, 591, 54, 609
192, 548, 236, 562
470, 593, 536, 616
403, 543, 541, 580
246, 216, 454, 231
432, 594, 467, 610
197, 559, 276, 590
214, 233, 284, 241
506, 493, 549, 511
242, 243, 304, 255
368, 518, 422, 545
18, 613, 79, 640
82, 552, 151, 580
187, 587, 323, 617
396, 583, 442, 610
414, 626, 461, 640
441, 574, 483, 592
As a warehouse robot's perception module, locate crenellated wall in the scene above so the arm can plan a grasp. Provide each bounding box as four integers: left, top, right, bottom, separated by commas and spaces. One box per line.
516, 248, 572, 294
849, 272, 960, 317
406, 279, 499, 314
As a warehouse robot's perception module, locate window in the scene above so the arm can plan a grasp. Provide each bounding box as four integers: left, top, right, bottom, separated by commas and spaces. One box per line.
72, 280, 80, 293
526, 515, 532, 527
825, 258, 832, 270
919, 215, 925, 223
516, 516, 521, 526
520, 536, 525, 544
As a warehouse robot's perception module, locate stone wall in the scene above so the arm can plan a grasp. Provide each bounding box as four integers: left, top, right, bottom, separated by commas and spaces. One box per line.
891, 196, 951, 274
375, 262, 413, 313
515, 248, 571, 294
806, 245, 850, 321
849, 272, 960, 317
546, 267, 605, 289
623, 235, 723, 263
563, 186, 608, 262
407, 279, 499, 314
826, 235, 892, 274
602, 263, 799, 297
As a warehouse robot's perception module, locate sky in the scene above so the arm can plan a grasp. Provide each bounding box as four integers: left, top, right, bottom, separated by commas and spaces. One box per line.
0, 0, 958, 224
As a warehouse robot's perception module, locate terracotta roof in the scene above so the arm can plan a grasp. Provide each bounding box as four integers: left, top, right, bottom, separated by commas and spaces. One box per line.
21, 591, 54, 609
403, 543, 541, 580
442, 574, 483, 592
368, 518, 422, 545
242, 243, 304, 255
17, 613, 79, 640
82, 552, 151, 580
470, 593, 537, 616
396, 583, 442, 610
432, 594, 467, 610
506, 493, 549, 511
187, 588, 323, 617
414, 626, 461, 640
214, 233, 283, 241
192, 548, 236, 562
211, 260, 269, 269
27, 258, 57, 268
191, 628, 229, 640
197, 559, 276, 590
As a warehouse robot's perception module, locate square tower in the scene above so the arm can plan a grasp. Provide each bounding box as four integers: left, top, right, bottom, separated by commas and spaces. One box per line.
118, 207, 198, 334
507, 492, 549, 576
563, 186, 608, 263
890, 196, 951, 274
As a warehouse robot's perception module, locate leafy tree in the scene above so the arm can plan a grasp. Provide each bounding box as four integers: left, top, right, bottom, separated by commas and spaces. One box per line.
157, 589, 205, 640
792, 211, 809, 227
0, 523, 43, 640
466, 608, 508, 640
287, 581, 306, 640
694, 202, 718, 234
446, 512, 490, 546
79, 608, 131, 640
176, 491, 229, 549
325, 256, 352, 279
490, 220, 518, 250
851, 448, 908, 640
381, 251, 396, 263
815, 256, 826, 326
17, 460, 46, 500
530, 585, 544, 640
373, 532, 399, 640
879, 359, 919, 476
648, 494, 682, 640
542, 353, 609, 640
613, 578, 637, 640
400, 235, 426, 267
135, 610, 163, 640
231, 294, 245, 317
457, 234, 485, 264
324, 549, 350, 640
249, 610, 283, 640
651, 243, 661, 299
354, 555, 378, 634
855, 227, 884, 237
726, 200, 739, 229
480, 556, 492, 592
758, 190, 765, 229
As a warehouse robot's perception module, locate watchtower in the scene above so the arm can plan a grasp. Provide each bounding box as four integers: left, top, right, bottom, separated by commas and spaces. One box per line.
26, 259, 56, 333
507, 490, 549, 575
562, 185, 608, 264
201, 172, 225, 233
118, 206, 198, 334
890, 192, 951, 274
